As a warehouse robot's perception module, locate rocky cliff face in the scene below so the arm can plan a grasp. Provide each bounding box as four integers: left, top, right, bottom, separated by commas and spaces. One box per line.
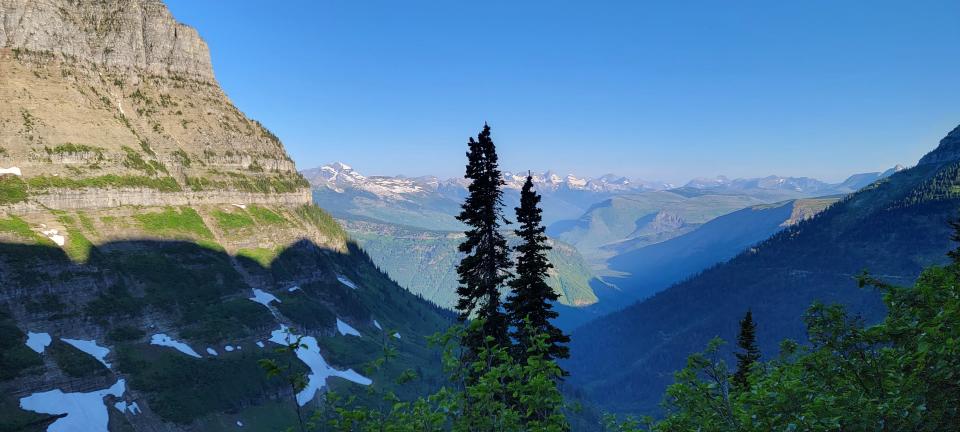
0, 0, 213, 81
917, 125, 960, 166
0, 0, 308, 212
0, 2, 451, 431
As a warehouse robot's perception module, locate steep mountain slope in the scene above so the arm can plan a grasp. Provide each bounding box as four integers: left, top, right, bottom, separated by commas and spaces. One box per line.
0, 2, 451, 431
343, 219, 598, 309
566, 125, 960, 415
308, 163, 601, 310
547, 191, 766, 265
604, 197, 840, 301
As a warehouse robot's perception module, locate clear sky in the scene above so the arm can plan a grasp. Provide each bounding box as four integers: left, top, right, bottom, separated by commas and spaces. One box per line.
164, 0, 960, 184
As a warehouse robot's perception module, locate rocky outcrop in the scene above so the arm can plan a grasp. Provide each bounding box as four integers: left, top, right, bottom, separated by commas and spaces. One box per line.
918, 125, 960, 165
4, 188, 311, 213
0, 0, 214, 82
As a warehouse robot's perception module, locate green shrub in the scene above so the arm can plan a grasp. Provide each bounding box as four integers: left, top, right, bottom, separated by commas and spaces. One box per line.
0, 177, 27, 204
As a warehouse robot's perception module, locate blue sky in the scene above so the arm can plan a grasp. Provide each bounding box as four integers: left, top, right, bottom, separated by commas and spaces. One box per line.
165, 0, 960, 183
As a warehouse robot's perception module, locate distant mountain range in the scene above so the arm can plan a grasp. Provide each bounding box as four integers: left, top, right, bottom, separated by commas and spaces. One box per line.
304, 162, 902, 333
566, 126, 958, 416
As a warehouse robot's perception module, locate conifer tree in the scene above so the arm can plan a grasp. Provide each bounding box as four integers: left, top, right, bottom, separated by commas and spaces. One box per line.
947, 215, 960, 263
455, 124, 512, 350
506, 175, 570, 366
733, 310, 760, 391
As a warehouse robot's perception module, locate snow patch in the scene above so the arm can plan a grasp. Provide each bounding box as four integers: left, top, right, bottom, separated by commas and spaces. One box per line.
269, 325, 372, 406
224, 345, 235, 352
256, 341, 265, 348
232, 203, 247, 209
42, 229, 66, 247
336, 318, 361, 337
393, 332, 401, 339
62, 338, 111, 368
237, 420, 244, 427
206, 347, 218, 356
288, 285, 301, 292
128, 402, 141, 415
25, 332, 51, 353
150, 334, 201, 358
0, 167, 22, 176
373, 320, 382, 330
336, 275, 358, 290
249, 288, 280, 307
20, 379, 126, 432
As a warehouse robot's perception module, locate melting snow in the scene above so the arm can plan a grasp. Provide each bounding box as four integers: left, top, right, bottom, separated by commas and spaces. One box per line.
336, 318, 361, 337
150, 334, 201, 358
256, 341, 265, 348
128, 402, 140, 415
206, 347, 218, 356
42, 229, 66, 247
113, 401, 126, 412
25, 332, 51, 353
232, 203, 247, 209
224, 345, 235, 352
373, 320, 382, 330
20, 379, 126, 432
393, 332, 401, 339
288, 286, 301, 292
269, 325, 372, 406
237, 420, 244, 427
249, 288, 280, 307
336, 275, 358, 290
0, 167, 22, 176
62, 338, 111, 368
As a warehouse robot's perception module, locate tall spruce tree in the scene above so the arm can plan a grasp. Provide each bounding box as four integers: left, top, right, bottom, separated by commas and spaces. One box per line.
455, 124, 513, 350
506, 175, 570, 366
733, 310, 761, 391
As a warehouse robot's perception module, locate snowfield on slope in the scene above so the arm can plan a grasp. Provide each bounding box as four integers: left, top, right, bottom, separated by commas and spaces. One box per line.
25, 331, 51, 353
269, 325, 371, 406
150, 333, 201, 358
336, 318, 361, 337
62, 338, 111, 368
20, 379, 126, 432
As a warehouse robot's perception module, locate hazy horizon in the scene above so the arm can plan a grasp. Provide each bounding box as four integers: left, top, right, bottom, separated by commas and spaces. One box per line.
165, 0, 959, 184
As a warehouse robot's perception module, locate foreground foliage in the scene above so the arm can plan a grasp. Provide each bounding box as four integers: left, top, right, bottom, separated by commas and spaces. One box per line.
607, 256, 960, 431
265, 321, 568, 432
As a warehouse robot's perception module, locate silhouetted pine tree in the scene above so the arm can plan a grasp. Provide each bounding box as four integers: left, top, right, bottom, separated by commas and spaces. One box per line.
948, 215, 960, 263
506, 175, 570, 367
456, 124, 512, 350
733, 310, 761, 391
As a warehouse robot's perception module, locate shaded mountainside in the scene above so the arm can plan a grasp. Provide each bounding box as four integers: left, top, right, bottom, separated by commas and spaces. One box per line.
0, 1, 452, 431
342, 219, 598, 310
566, 125, 960, 416
547, 191, 765, 265
605, 197, 840, 301
0, 206, 452, 431
312, 184, 601, 310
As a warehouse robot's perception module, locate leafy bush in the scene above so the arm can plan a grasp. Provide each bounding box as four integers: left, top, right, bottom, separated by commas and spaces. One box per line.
0, 177, 27, 204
